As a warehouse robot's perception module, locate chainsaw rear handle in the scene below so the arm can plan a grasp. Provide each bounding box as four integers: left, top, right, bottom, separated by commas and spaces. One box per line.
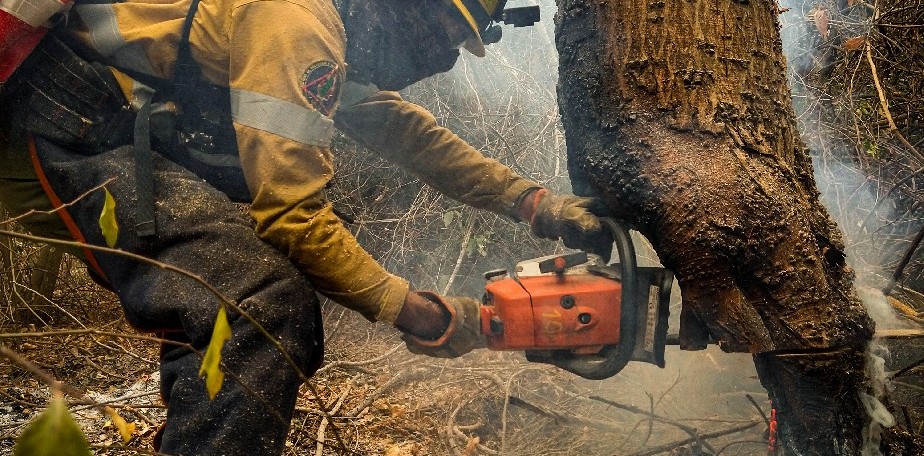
528, 218, 638, 380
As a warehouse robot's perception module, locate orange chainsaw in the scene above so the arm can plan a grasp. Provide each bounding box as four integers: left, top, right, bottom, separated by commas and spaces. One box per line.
480, 219, 674, 379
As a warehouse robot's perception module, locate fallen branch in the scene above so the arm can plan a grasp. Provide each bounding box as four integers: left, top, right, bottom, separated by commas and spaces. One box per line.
450, 426, 496, 455
447, 398, 496, 456
347, 368, 427, 417
641, 392, 655, 449
894, 381, 924, 394
507, 395, 621, 432
315, 343, 403, 375
877, 329, 924, 339
589, 395, 719, 452
883, 222, 924, 295
70, 391, 160, 413
713, 440, 770, 456
891, 356, 924, 380
316, 383, 353, 456
628, 421, 759, 456
745, 393, 771, 428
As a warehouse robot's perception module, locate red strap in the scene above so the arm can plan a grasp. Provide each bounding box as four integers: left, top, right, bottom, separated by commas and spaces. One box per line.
516, 188, 549, 224
27, 134, 110, 283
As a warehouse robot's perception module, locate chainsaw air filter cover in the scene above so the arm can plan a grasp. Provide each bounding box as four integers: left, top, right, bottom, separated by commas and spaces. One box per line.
481, 252, 622, 353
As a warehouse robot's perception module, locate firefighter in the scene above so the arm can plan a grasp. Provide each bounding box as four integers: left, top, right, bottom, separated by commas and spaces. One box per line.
0, 0, 610, 454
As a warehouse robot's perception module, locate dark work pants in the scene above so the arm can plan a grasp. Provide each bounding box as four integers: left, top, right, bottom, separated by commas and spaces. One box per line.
30, 137, 323, 456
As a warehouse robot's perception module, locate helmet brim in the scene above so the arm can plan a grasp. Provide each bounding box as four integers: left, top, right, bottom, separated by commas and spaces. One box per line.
449, 0, 487, 57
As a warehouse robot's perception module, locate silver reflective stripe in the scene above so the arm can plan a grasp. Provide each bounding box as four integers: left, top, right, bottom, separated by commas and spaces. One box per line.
230, 88, 334, 147
0, 0, 68, 27
74, 4, 156, 76
338, 80, 379, 109
129, 79, 155, 111
188, 149, 242, 168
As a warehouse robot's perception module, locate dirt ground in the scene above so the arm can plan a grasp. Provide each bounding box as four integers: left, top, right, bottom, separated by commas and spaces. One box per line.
1, 261, 922, 456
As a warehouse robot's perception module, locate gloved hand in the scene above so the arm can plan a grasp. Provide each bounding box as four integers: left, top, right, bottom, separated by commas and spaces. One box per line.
399, 291, 486, 358
522, 189, 613, 260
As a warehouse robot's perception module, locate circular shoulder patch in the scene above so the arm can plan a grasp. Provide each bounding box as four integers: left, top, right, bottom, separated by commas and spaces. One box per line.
300, 61, 341, 116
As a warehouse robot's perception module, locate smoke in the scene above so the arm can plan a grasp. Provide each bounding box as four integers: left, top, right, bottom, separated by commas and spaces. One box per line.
777, 2, 919, 453
811, 156, 909, 333
779, 0, 917, 312
861, 343, 897, 456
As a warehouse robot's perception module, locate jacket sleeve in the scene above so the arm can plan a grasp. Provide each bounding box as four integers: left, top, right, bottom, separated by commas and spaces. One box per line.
227, 0, 407, 323
333, 89, 541, 220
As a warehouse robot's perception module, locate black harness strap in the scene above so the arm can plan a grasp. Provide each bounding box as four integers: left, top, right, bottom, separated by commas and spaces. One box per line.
131, 0, 204, 238
173, 0, 205, 99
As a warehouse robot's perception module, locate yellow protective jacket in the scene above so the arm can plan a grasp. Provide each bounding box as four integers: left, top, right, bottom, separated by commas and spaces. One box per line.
58, 0, 539, 323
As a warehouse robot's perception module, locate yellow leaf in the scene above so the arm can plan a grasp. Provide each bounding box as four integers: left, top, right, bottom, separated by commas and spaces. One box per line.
106, 408, 136, 443
98, 188, 119, 248
198, 306, 232, 400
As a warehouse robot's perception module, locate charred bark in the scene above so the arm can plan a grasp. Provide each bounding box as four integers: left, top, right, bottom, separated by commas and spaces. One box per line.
555, 0, 872, 353
554, 0, 881, 453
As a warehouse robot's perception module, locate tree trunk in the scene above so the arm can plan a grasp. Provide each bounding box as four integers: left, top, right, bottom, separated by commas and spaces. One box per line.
554, 0, 880, 453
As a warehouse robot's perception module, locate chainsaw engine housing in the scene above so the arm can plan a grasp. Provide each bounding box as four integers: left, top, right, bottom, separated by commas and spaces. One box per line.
479, 219, 674, 380
481, 259, 621, 353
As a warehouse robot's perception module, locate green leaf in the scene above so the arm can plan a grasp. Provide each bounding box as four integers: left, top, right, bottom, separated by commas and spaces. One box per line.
864, 139, 880, 158
13, 396, 91, 456
465, 238, 477, 257
98, 188, 119, 248
466, 234, 491, 258
477, 231, 493, 257
199, 306, 232, 400
442, 210, 460, 228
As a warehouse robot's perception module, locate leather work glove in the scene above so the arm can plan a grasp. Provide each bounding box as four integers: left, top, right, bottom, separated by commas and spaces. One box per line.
522, 189, 614, 260
400, 291, 486, 358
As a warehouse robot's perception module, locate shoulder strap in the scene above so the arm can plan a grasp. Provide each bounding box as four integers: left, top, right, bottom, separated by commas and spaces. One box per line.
172, 0, 205, 96
133, 0, 204, 239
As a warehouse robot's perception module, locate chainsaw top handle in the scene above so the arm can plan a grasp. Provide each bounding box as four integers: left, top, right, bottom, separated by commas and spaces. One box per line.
549, 218, 638, 380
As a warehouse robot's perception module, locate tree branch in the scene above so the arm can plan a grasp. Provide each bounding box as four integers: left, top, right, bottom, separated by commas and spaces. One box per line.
865, 42, 924, 164
628, 421, 759, 456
